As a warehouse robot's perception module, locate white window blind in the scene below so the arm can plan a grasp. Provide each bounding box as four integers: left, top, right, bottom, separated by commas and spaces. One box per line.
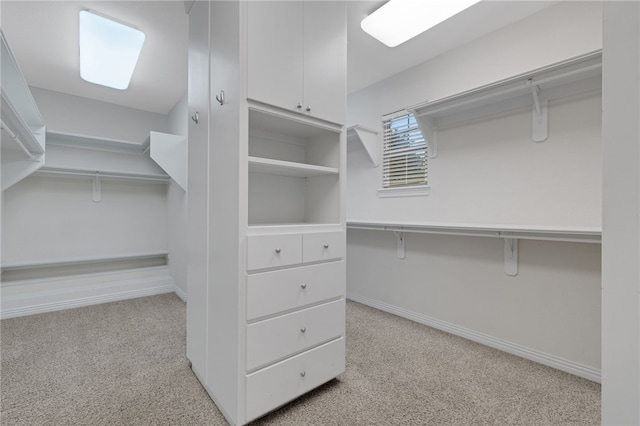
382, 111, 427, 188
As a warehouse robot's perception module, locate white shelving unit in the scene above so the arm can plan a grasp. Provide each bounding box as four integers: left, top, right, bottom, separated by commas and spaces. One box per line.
34, 130, 187, 200
186, 2, 346, 424
248, 106, 342, 226
408, 50, 602, 154
348, 220, 601, 276
1, 30, 46, 191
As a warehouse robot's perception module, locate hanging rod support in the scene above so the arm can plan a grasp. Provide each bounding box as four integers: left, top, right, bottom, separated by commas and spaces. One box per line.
527, 79, 548, 142
92, 173, 101, 203
393, 231, 406, 259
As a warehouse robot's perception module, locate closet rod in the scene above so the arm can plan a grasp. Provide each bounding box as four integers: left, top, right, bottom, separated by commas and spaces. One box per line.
0, 119, 36, 160
38, 168, 170, 183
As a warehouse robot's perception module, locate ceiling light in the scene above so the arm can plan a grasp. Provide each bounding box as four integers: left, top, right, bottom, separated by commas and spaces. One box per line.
79, 10, 145, 90
361, 0, 482, 48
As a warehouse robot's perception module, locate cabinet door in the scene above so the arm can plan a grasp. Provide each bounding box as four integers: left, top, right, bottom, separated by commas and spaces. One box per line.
247, 1, 303, 113
303, 1, 346, 125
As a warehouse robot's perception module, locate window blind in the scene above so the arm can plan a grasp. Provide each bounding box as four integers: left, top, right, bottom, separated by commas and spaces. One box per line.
382, 111, 427, 188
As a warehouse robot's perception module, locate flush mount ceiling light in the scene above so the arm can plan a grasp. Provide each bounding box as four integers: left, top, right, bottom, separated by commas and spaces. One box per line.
361, 0, 482, 48
79, 10, 145, 90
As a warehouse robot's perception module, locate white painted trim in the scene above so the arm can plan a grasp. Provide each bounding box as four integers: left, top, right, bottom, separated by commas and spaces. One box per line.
346, 292, 601, 383
174, 285, 187, 302
377, 185, 430, 198
1, 274, 176, 319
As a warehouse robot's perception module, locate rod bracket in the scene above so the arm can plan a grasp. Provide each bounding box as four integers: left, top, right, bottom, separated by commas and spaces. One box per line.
92, 172, 101, 202
504, 237, 518, 276
393, 231, 406, 259
528, 79, 548, 142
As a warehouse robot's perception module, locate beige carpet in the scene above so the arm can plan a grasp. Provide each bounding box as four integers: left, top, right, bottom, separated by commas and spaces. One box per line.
1, 293, 600, 425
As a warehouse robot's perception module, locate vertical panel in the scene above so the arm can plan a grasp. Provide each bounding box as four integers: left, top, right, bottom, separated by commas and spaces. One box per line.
186, 0, 210, 385
601, 2, 640, 424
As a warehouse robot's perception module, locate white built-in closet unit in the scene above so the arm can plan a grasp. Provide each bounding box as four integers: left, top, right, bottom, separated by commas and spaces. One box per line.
0, 27, 188, 317
185, 1, 346, 424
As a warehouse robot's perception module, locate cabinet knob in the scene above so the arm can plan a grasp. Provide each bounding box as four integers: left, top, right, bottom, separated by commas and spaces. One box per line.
323, 244, 329, 249
300, 371, 306, 377
275, 248, 281, 254
300, 327, 306, 333
296, 103, 303, 109
305, 106, 311, 112
301, 283, 307, 289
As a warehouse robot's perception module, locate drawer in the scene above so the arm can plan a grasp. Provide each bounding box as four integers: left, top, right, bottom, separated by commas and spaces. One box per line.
247, 234, 302, 271
246, 299, 345, 371
302, 231, 345, 263
245, 337, 345, 423
246, 261, 345, 320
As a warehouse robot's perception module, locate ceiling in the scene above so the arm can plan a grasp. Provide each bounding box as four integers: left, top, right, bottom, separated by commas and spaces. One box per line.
1, 1, 558, 115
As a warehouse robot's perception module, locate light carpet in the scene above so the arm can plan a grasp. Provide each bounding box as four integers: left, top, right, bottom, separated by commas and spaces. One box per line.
1, 293, 600, 425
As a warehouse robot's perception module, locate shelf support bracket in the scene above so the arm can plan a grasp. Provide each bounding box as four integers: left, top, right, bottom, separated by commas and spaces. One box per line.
92, 173, 101, 203
393, 231, 406, 259
528, 79, 548, 142
412, 114, 437, 158
503, 238, 518, 276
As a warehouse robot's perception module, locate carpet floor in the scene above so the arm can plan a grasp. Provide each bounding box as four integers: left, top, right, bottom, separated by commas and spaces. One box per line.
1, 293, 600, 425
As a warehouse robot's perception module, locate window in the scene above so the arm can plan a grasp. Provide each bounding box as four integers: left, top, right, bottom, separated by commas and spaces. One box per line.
379, 111, 429, 197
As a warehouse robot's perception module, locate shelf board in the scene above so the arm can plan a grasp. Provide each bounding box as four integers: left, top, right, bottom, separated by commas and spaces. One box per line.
34, 166, 170, 184
347, 220, 601, 244
248, 156, 339, 178
407, 50, 602, 146
46, 131, 146, 155
248, 223, 343, 235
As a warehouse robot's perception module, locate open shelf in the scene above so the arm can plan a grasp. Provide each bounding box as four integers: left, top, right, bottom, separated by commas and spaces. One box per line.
34, 166, 170, 184
249, 156, 338, 178
1, 30, 46, 191
407, 50, 602, 151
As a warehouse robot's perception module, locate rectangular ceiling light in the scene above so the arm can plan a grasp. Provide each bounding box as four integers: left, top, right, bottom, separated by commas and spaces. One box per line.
361, 0, 482, 48
79, 10, 145, 90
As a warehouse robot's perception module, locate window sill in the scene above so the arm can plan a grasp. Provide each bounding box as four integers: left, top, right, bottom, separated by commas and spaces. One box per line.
377, 185, 430, 198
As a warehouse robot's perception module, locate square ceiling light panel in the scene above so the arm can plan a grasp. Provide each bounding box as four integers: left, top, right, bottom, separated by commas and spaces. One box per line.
362, 0, 482, 47
79, 10, 145, 90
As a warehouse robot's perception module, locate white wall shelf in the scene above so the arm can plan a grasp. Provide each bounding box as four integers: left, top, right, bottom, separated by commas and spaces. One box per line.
1, 30, 46, 191
1, 251, 169, 272
47, 130, 146, 155
347, 220, 601, 276
407, 50, 602, 149
249, 156, 339, 178
347, 125, 379, 166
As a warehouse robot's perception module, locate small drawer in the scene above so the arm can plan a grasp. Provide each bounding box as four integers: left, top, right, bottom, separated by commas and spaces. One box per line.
247, 234, 302, 271
245, 337, 345, 423
246, 299, 345, 371
246, 261, 345, 320
302, 231, 345, 263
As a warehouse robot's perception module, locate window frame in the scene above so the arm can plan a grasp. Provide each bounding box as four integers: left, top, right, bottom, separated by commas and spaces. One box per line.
377, 110, 430, 198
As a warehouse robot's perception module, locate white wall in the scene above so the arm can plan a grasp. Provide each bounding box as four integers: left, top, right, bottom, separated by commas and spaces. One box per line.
346, 1, 603, 380
601, 2, 640, 423
166, 94, 188, 297
1, 89, 170, 265
30, 87, 169, 141
2, 176, 168, 263
347, 1, 602, 227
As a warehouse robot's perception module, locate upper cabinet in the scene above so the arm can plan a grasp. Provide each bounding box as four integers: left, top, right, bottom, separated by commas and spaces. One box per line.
247, 0, 346, 125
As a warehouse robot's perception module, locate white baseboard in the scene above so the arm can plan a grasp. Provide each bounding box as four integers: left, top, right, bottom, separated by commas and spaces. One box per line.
1, 268, 176, 319
174, 285, 187, 302
347, 292, 601, 383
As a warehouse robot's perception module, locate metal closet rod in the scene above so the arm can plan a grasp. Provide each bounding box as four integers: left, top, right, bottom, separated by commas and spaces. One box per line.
0, 119, 36, 159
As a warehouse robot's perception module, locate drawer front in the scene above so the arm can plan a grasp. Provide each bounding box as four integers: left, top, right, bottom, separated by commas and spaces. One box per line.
246, 261, 345, 321
247, 234, 302, 271
246, 299, 345, 371
302, 231, 345, 263
245, 337, 345, 422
